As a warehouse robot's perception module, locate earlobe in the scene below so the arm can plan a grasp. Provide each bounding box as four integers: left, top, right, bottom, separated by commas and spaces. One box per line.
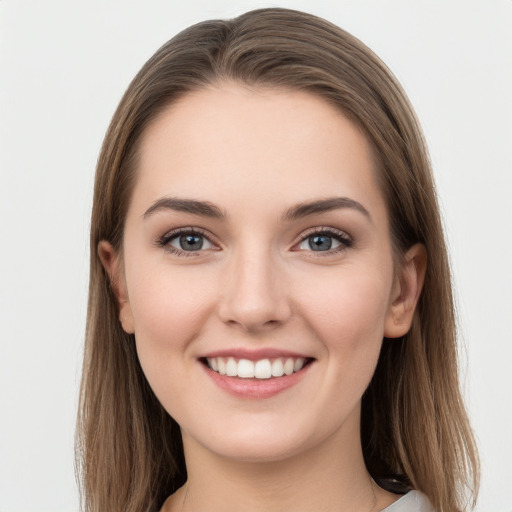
98, 241, 135, 334
384, 243, 427, 338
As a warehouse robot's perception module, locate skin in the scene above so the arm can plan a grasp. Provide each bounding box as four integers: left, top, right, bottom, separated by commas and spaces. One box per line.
100, 84, 426, 512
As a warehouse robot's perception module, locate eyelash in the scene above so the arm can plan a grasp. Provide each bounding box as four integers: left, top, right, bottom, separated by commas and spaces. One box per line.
293, 227, 353, 256
156, 227, 217, 257
156, 226, 353, 257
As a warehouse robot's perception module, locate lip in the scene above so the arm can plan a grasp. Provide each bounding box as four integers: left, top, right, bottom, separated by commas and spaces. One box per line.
200, 357, 314, 399
200, 348, 311, 361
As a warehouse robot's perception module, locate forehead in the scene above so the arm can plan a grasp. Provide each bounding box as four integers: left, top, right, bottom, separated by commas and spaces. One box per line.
131, 84, 385, 221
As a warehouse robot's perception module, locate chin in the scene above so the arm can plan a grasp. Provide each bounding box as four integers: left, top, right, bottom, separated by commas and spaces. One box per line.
180, 407, 354, 465
196, 433, 313, 464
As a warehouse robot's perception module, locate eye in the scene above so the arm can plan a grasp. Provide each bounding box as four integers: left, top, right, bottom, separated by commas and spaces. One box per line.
157, 228, 216, 255
295, 228, 353, 253
169, 233, 213, 252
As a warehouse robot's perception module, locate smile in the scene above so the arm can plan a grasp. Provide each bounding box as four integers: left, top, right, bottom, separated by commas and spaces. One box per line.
205, 356, 310, 379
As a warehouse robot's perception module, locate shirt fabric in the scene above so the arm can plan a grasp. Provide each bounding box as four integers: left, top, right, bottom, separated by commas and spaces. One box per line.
382, 490, 434, 511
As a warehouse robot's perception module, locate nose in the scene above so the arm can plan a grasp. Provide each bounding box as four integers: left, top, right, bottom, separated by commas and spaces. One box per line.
217, 247, 291, 333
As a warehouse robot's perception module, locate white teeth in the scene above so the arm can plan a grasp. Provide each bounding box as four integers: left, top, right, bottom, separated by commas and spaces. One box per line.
254, 359, 272, 379
226, 357, 238, 377
206, 356, 309, 379
283, 358, 294, 375
271, 359, 284, 377
237, 359, 255, 378
294, 357, 305, 372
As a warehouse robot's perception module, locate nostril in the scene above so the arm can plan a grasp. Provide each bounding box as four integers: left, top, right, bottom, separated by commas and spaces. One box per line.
223, 316, 285, 333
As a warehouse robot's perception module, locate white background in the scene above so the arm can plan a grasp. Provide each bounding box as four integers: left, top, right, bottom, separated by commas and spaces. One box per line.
0, 1, 510, 511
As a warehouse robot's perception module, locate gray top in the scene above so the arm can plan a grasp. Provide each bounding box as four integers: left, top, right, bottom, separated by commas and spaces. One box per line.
382, 491, 434, 511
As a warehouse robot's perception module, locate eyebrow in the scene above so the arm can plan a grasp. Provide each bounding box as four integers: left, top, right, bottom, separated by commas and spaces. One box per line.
142, 196, 370, 222
143, 197, 226, 220
282, 197, 371, 222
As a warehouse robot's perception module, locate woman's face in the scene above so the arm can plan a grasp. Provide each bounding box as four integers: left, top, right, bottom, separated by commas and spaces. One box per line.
103, 84, 420, 462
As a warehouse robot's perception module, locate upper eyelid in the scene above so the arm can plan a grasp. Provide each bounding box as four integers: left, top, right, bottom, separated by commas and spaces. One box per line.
157, 225, 352, 250
296, 226, 352, 242
161, 226, 214, 240
292, 226, 353, 253
157, 226, 220, 249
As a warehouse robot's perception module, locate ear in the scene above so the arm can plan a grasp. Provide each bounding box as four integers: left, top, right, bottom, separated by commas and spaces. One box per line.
384, 243, 427, 338
98, 240, 135, 334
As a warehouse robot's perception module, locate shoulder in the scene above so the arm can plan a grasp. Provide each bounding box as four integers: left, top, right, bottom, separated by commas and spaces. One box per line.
381, 490, 434, 512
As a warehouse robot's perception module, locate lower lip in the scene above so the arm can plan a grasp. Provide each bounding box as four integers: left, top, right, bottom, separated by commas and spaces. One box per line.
201, 362, 313, 399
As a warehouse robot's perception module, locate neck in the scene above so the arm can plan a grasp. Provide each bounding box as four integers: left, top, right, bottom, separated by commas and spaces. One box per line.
169, 410, 396, 512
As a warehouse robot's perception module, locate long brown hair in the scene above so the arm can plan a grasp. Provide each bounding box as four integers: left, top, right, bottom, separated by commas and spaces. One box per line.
76, 8, 479, 512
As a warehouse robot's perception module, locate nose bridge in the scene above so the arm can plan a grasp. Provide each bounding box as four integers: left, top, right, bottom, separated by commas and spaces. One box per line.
219, 240, 290, 331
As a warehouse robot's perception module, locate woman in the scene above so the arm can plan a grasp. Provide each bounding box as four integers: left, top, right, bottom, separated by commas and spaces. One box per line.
76, 8, 479, 512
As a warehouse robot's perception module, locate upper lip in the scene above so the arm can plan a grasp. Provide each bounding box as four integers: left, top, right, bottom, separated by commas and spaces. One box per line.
200, 348, 313, 361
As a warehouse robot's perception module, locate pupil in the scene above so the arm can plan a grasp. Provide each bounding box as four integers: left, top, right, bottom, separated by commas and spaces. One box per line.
309, 235, 332, 251
180, 234, 203, 251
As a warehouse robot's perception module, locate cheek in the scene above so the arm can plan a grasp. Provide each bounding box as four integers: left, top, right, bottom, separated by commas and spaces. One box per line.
292, 267, 393, 423
295, 265, 393, 355
126, 263, 216, 377
126, 265, 222, 421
